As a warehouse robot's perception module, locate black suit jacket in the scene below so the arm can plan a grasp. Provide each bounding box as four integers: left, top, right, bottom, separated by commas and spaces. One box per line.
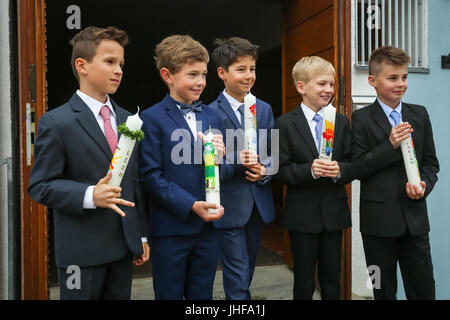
351, 100, 439, 237
275, 105, 353, 233
28, 94, 148, 268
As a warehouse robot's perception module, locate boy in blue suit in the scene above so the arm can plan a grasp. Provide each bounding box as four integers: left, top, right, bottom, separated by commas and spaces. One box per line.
28, 26, 149, 300
209, 37, 276, 300
139, 35, 225, 300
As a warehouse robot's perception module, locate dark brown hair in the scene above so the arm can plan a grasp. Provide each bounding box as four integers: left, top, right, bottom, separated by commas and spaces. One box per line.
212, 37, 259, 70
369, 46, 411, 76
70, 26, 129, 82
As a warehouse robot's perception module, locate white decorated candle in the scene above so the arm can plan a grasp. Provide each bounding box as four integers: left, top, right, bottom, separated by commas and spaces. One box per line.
400, 133, 422, 191
204, 130, 220, 214
243, 92, 257, 157
319, 104, 336, 161
108, 110, 143, 187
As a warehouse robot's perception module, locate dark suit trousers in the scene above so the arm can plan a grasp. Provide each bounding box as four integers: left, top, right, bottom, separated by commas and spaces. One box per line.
150, 223, 219, 300
289, 230, 342, 300
362, 230, 435, 300
58, 254, 133, 300
219, 206, 265, 300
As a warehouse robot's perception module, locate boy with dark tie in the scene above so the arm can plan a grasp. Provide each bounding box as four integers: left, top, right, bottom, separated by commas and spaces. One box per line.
208, 37, 276, 300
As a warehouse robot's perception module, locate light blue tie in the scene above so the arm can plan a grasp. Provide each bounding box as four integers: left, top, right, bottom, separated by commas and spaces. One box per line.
389, 110, 401, 127
313, 113, 323, 152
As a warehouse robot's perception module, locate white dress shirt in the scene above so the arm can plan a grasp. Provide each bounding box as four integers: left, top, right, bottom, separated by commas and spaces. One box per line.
377, 98, 403, 127
223, 89, 244, 124
176, 105, 198, 141
77, 90, 117, 135
301, 102, 325, 149
77, 90, 117, 210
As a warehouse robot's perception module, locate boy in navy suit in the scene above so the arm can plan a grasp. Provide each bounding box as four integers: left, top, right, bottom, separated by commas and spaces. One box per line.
275, 56, 354, 300
209, 37, 276, 300
28, 26, 149, 300
139, 35, 225, 300
352, 46, 439, 299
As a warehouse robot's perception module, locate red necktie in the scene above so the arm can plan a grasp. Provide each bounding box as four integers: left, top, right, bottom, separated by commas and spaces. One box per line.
99, 105, 118, 154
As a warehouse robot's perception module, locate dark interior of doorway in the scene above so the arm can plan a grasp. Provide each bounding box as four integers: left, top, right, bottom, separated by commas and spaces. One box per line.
46, 0, 284, 286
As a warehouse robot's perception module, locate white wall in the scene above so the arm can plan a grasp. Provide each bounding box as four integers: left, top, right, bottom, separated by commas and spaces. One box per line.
0, 0, 12, 300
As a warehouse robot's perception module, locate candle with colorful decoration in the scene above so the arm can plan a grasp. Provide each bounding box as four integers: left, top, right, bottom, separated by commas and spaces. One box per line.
204, 130, 220, 214
108, 109, 143, 187
243, 92, 257, 159
319, 103, 336, 161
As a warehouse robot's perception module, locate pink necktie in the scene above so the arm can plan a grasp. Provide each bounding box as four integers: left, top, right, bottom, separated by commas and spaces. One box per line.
99, 105, 118, 154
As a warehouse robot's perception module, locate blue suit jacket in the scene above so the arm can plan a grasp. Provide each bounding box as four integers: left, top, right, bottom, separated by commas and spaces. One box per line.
139, 94, 225, 237
209, 92, 276, 229
28, 94, 148, 268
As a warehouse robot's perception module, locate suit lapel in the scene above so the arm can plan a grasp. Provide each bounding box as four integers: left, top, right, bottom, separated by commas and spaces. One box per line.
401, 103, 418, 142
70, 94, 113, 161
195, 109, 208, 134
217, 92, 241, 129
112, 99, 128, 140
164, 95, 196, 146
291, 107, 319, 157
372, 100, 393, 138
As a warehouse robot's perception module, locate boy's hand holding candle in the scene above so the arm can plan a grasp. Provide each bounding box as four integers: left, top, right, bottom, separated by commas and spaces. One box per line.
197, 130, 225, 218
312, 159, 341, 179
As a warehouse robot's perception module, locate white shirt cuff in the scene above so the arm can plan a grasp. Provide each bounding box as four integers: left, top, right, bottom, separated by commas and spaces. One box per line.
83, 185, 97, 209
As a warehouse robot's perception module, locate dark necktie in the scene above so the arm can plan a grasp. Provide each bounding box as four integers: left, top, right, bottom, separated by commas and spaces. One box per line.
179, 101, 202, 115
238, 104, 245, 128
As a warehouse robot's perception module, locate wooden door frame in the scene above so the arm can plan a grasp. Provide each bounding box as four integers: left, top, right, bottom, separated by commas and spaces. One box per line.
337, 0, 353, 301
17, 0, 48, 300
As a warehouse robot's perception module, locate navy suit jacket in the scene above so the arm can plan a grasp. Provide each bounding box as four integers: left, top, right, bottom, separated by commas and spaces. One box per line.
28, 93, 148, 268
139, 94, 225, 237
209, 92, 276, 229
351, 100, 439, 237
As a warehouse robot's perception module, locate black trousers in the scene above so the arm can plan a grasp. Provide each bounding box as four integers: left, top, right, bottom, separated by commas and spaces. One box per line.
58, 254, 133, 300
289, 230, 343, 300
362, 231, 435, 300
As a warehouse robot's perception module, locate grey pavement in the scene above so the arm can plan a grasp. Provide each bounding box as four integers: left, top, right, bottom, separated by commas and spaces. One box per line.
50, 264, 369, 300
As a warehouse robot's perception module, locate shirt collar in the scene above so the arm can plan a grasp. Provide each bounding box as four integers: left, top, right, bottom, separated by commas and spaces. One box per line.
377, 98, 402, 118
76, 90, 116, 118
301, 102, 324, 122
223, 89, 244, 112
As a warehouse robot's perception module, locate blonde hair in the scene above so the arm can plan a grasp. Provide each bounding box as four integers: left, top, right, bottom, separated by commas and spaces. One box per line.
154, 35, 209, 74
292, 56, 335, 85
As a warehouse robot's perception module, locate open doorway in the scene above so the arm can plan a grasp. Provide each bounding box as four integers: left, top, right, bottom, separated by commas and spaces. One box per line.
45, 0, 284, 286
